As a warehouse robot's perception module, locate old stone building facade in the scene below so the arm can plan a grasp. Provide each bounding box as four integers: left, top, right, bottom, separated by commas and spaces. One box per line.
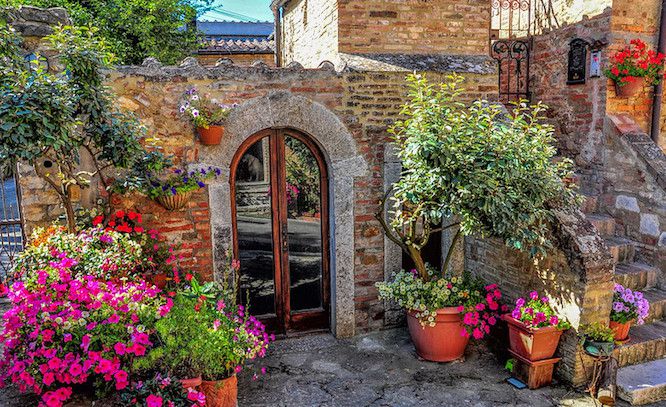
6, 0, 666, 403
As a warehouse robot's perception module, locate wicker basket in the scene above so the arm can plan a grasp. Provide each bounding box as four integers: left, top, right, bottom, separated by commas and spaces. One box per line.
155, 191, 192, 210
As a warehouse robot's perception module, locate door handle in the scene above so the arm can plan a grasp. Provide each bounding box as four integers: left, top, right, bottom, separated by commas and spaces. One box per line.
281, 222, 289, 252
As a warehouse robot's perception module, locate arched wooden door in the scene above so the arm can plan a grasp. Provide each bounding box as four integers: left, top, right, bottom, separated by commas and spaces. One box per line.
231, 128, 330, 334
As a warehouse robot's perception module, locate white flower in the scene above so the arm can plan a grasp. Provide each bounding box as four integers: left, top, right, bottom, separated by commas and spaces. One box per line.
192, 109, 199, 117
179, 105, 186, 113
191, 95, 199, 101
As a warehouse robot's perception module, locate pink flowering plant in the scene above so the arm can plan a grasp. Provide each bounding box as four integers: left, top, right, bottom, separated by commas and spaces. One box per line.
376, 269, 506, 339
0, 256, 173, 407
509, 291, 571, 330
611, 283, 650, 325
119, 373, 205, 407
13, 226, 144, 281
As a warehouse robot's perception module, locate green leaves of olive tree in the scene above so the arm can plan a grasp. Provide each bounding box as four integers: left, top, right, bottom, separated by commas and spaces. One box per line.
388, 73, 579, 261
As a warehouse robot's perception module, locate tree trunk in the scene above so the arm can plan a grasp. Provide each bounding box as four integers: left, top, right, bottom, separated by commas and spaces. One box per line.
62, 186, 77, 233
407, 246, 428, 280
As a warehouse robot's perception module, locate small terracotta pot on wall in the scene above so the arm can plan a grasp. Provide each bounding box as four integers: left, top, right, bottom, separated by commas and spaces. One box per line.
200, 376, 238, 407
502, 315, 564, 361
614, 77, 645, 98
156, 191, 192, 210
197, 125, 225, 145
406, 307, 470, 362
609, 320, 633, 341
180, 375, 202, 391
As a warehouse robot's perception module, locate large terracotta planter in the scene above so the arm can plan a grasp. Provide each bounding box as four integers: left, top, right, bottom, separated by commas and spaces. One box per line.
614, 77, 645, 98
406, 307, 469, 362
610, 320, 633, 341
201, 375, 237, 407
180, 375, 202, 391
156, 191, 192, 210
197, 125, 224, 145
502, 314, 564, 361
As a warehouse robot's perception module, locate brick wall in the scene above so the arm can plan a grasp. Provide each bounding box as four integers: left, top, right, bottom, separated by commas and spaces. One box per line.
196, 53, 275, 67
280, 0, 340, 67
529, 9, 611, 195
337, 0, 490, 56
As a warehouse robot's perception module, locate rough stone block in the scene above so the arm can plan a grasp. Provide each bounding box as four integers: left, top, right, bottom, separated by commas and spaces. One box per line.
618, 358, 666, 405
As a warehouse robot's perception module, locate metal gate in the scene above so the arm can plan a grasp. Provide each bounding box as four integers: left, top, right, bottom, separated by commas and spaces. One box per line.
0, 164, 24, 282
490, 0, 532, 103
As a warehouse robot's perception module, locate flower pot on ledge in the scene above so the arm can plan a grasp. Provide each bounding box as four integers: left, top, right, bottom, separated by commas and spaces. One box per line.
197, 125, 225, 145
614, 76, 645, 98
609, 320, 633, 341
502, 314, 564, 361
406, 307, 469, 362
156, 191, 192, 210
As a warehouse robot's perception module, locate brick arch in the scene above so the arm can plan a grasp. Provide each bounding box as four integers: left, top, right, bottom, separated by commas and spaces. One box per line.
199, 90, 368, 337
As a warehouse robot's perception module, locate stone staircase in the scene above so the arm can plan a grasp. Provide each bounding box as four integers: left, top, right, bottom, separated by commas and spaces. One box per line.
583, 197, 666, 405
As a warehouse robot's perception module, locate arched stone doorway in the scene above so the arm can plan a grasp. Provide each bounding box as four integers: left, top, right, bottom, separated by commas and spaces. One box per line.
199, 91, 368, 337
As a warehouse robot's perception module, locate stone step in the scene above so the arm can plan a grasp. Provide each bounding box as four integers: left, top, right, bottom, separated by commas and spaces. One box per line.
644, 288, 666, 324
587, 214, 616, 237
617, 358, 666, 405
606, 236, 637, 265
615, 262, 660, 291
615, 320, 666, 368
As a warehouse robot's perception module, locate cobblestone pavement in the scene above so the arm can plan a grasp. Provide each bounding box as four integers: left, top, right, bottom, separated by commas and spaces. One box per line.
0, 328, 626, 406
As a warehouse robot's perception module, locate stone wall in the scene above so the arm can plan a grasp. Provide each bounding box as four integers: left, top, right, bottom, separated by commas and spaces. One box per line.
337, 0, 490, 56
603, 114, 666, 275
279, 0, 339, 68
465, 209, 615, 386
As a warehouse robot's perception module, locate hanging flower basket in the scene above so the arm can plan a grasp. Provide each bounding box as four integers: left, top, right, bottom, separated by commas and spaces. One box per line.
197, 125, 225, 145
614, 76, 645, 98
156, 191, 192, 210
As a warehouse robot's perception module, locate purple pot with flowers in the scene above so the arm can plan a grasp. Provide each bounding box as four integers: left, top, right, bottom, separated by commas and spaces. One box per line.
610, 283, 650, 341
501, 291, 571, 361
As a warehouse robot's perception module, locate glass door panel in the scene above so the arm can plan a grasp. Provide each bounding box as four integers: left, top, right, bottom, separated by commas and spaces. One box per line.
234, 136, 276, 317
284, 136, 324, 312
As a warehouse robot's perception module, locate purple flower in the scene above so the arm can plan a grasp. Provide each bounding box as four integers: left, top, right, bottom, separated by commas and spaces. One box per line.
197, 181, 205, 188
613, 302, 625, 312
529, 291, 539, 300
511, 309, 521, 319
171, 187, 177, 195
516, 298, 525, 307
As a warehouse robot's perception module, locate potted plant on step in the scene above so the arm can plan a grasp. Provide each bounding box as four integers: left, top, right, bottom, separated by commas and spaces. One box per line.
502, 291, 571, 361
580, 323, 616, 357
609, 283, 650, 342
605, 39, 666, 98
180, 88, 235, 145
374, 74, 579, 362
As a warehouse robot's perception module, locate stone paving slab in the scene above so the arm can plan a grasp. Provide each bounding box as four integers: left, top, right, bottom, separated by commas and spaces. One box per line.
237, 328, 623, 407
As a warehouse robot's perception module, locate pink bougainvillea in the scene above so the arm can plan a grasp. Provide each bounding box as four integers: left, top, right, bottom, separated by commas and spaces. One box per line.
0, 255, 172, 407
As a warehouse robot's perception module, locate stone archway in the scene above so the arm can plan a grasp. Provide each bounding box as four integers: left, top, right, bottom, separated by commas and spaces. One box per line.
199, 91, 368, 337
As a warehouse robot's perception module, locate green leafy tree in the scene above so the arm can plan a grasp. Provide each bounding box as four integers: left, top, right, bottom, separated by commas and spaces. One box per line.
377, 74, 579, 280
0, 24, 147, 231
1, 0, 213, 64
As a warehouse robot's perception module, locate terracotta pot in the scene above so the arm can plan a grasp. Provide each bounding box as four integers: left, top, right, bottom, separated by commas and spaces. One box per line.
502, 314, 564, 361
406, 307, 469, 362
610, 320, 633, 341
614, 77, 645, 98
180, 375, 202, 391
156, 191, 192, 210
201, 376, 237, 407
508, 349, 560, 389
197, 125, 224, 145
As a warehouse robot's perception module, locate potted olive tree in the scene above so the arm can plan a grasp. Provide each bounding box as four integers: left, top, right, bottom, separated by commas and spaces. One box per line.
376, 74, 579, 362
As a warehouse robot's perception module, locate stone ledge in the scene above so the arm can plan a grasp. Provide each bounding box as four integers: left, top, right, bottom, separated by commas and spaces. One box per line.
339, 53, 497, 75
607, 113, 666, 191
113, 56, 342, 81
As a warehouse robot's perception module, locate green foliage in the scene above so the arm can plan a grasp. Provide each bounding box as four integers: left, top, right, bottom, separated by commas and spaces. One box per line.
382, 73, 579, 279
0, 24, 148, 231
2, 0, 213, 64
285, 137, 321, 217
580, 322, 615, 343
